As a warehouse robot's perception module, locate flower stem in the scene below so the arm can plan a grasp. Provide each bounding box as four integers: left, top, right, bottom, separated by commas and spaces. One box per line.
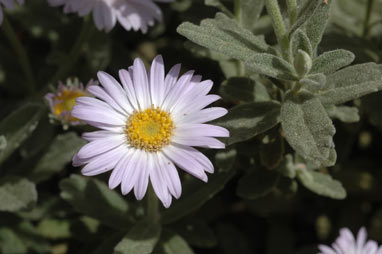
265, 0, 292, 63
2, 17, 35, 94
362, 0, 375, 37
49, 16, 93, 84
146, 184, 159, 223
286, 0, 297, 26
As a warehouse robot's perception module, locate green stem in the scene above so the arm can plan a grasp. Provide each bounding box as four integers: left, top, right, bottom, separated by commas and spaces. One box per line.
146, 184, 159, 223
2, 17, 35, 94
286, 0, 297, 26
234, 0, 241, 24
265, 0, 292, 63
49, 17, 93, 84
362, 0, 375, 37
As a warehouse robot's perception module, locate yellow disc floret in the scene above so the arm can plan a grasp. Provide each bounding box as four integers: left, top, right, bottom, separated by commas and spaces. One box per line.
126, 107, 174, 152
53, 89, 85, 122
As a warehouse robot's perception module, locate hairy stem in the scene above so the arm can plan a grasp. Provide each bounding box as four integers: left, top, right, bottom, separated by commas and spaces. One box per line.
2, 17, 35, 94
49, 17, 93, 84
363, 0, 375, 37
265, 0, 292, 63
286, 0, 297, 26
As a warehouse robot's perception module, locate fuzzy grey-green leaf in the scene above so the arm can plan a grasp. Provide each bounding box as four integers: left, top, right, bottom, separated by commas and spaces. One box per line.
281, 90, 336, 166
239, 0, 265, 30
326, 105, 360, 123
177, 13, 269, 63
219, 77, 270, 103
0, 178, 37, 212
0, 103, 42, 164
114, 220, 161, 254
311, 49, 355, 74
297, 169, 346, 199
213, 101, 281, 145
291, 29, 313, 57
290, 0, 321, 35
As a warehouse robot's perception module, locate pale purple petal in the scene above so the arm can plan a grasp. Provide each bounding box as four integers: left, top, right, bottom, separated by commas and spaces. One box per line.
76, 134, 126, 159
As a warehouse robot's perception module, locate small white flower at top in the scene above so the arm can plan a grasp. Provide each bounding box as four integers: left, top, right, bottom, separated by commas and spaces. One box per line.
318, 227, 382, 254
45, 78, 97, 129
71, 55, 229, 208
48, 0, 174, 33
0, 0, 24, 25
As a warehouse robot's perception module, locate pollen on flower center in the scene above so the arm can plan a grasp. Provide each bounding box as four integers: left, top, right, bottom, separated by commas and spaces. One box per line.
126, 107, 174, 152
53, 90, 85, 117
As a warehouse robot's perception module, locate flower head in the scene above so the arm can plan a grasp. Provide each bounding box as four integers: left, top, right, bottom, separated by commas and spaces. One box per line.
72, 55, 229, 207
48, 0, 173, 33
45, 78, 96, 129
318, 227, 382, 254
0, 0, 24, 25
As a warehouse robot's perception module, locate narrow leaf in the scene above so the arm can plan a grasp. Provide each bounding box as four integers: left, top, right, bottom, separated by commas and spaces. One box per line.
239, 0, 265, 30
291, 29, 313, 57
311, 49, 355, 74
290, 0, 321, 35
204, 0, 233, 17
245, 53, 298, 81
213, 101, 281, 145
297, 169, 346, 199
156, 230, 194, 254
281, 90, 336, 166
325, 105, 360, 123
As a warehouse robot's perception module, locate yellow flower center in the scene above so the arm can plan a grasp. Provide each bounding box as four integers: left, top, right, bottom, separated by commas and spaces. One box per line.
126, 107, 174, 152
53, 89, 85, 122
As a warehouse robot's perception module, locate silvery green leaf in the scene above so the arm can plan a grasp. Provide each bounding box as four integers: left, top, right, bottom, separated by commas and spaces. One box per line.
245, 53, 298, 81
219, 77, 270, 103
290, 0, 321, 35
239, 0, 265, 30
177, 13, 269, 62
303, 1, 331, 50
37, 218, 71, 239
281, 90, 336, 167
320, 63, 382, 105
114, 220, 161, 254
213, 101, 281, 145
291, 29, 313, 57
297, 169, 346, 199
0, 177, 37, 212
204, 0, 233, 17
311, 49, 355, 74
29, 132, 86, 183
161, 168, 235, 224
300, 73, 327, 92
60, 174, 133, 229
325, 105, 360, 123
155, 230, 194, 254
0, 103, 43, 164
237, 167, 280, 199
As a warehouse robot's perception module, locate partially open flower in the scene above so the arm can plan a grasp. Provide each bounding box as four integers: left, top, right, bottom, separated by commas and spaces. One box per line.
72, 55, 229, 207
48, 0, 174, 33
0, 0, 24, 25
318, 227, 382, 254
45, 78, 97, 129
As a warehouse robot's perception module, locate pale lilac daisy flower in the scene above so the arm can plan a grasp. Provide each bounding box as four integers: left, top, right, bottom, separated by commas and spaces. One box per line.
45, 78, 97, 129
0, 0, 24, 25
48, 0, 173, 33
71, 55, 229, 207
318, 227, 382, 254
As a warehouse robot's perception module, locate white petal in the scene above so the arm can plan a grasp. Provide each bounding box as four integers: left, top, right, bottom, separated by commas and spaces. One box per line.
149, 153, 172, 207
172, 136, 225, 149
178, 107, 228, 124
82, 130, 117, 141
157, 152, 181, 199
149, 55, 165, 107
133, 58, 151, 109
175, 124, 229, 138
119, 69, 139, 110
76, 134, 126, 159
108, 149, 133, 189
121, 149, 142, 195
87, 85, 127, 115
162, 70, 194, 111
317, 245, 336, 254
134, 152, 150, 200
163, 63, 181, 98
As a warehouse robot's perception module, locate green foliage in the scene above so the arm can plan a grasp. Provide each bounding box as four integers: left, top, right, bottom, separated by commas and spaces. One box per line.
0, 177, 37, 212
0, 103, 43, 164
60, 174, 133, 229
311, 49, 355, 74
114, 220, 161, 254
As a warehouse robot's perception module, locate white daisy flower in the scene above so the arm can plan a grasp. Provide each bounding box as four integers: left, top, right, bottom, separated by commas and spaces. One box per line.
48, 0, 173, 33
71, 55, 229, 208
318, 227, 382, 254
45, 78, 97, 129
0, 0, 24, 25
